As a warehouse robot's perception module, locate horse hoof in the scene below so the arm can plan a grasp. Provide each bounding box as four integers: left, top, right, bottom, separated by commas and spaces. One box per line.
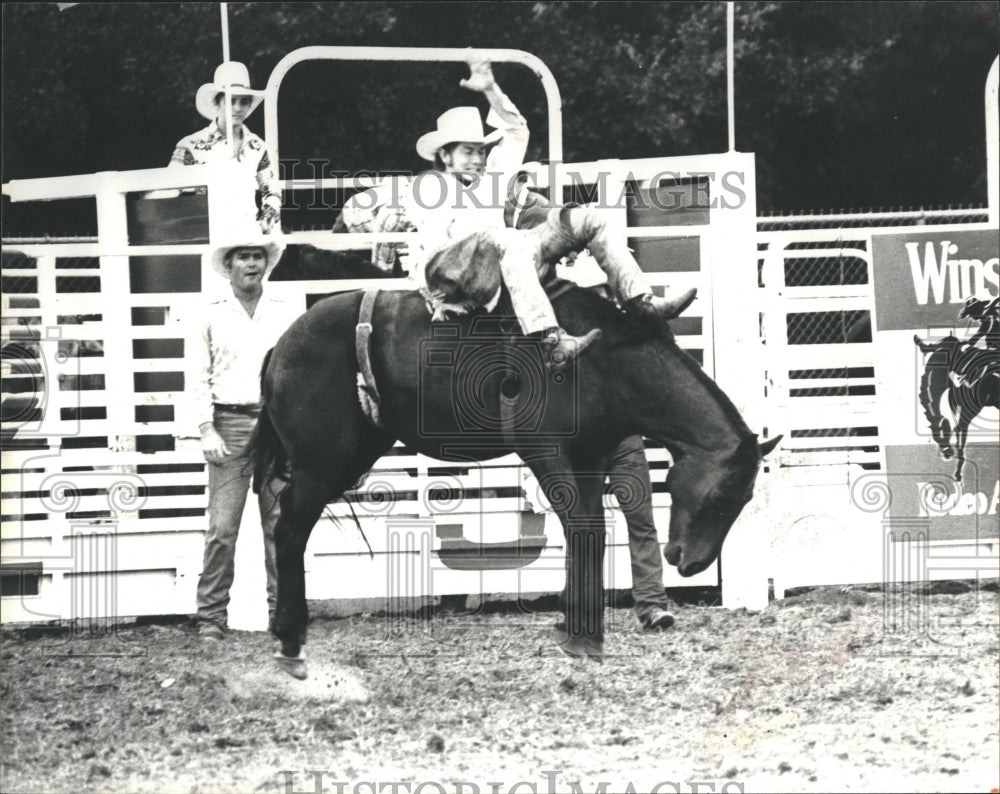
585, 639, 605, 663
558, 636, 604, 663
273, 651, 308, 680
277, 635, 302, 657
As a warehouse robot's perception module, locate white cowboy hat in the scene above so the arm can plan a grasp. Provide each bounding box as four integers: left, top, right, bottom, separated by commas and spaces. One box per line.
208, 237, 285, 280
195, 61, 265, 121
416, 107, 504, 161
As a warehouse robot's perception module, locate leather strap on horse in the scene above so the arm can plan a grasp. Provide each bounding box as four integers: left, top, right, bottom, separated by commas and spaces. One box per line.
355, 289, 382, 427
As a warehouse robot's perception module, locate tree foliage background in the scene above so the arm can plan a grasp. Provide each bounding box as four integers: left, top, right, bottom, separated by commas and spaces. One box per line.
2, 0, 998, 226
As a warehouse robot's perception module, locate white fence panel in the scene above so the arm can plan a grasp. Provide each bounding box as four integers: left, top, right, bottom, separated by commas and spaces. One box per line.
758, 224, 998, 597
4, 152, 752, 624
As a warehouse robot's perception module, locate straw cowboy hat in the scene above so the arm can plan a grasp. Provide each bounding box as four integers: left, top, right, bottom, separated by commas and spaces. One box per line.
208, 237, 285, 280
195, 61, 265, 121
416, 107, 505, 161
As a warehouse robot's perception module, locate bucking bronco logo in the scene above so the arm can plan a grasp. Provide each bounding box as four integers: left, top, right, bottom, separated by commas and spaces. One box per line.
913, 296, 1000, 482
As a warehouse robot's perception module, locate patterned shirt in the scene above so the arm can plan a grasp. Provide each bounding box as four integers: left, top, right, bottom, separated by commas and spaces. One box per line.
170, 122, 281, 232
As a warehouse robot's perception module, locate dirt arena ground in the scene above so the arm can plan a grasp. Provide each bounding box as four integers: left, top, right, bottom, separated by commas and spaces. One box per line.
1, 581, 997, 794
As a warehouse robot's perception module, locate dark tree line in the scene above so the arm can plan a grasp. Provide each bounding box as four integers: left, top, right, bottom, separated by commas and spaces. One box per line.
2, 0, 997, 229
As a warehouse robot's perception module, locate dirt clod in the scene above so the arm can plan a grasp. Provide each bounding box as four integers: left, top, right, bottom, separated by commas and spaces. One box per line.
86, 764, 112, 781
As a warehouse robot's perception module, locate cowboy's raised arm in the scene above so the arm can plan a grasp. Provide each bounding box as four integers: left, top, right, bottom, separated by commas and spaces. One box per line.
461, 58, 529, 171
460, 58, 524, 127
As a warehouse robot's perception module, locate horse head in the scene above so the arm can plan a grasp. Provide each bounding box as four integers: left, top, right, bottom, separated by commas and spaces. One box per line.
551, 289, 783, 578
663, 434, 781, 576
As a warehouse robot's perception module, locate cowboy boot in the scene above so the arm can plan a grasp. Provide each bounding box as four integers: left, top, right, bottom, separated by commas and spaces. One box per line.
624, 288, 698, 324
539, 326, 602, 370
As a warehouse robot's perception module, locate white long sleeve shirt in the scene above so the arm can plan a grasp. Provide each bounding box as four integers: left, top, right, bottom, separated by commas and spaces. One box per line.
187, 292, 302, 430
404, 104, 529, 281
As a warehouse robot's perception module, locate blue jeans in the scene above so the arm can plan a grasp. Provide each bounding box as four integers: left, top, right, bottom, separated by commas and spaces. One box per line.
196, 408, 281, 628
608, 435, 670, 615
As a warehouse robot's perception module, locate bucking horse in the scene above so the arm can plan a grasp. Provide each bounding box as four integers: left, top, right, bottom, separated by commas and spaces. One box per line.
250, 268, 780, 678
913, 333, 1000, 481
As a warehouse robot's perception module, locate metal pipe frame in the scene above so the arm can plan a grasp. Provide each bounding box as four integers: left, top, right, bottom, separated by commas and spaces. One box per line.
263, 46, 564, 192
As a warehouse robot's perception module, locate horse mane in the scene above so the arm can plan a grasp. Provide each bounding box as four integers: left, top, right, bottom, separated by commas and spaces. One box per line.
552, 286, 755, 441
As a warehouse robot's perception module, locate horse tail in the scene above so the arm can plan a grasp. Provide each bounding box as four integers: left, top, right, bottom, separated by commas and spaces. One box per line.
250, 348, 289, 495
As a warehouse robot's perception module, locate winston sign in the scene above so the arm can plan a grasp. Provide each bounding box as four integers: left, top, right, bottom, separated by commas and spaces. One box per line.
871, 229, 999, 542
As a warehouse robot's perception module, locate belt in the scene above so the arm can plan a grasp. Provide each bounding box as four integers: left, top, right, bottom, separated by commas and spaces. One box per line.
213, 402, 261, 415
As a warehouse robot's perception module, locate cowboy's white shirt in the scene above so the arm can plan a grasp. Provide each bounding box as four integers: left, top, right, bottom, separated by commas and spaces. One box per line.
186, 292, 302, 430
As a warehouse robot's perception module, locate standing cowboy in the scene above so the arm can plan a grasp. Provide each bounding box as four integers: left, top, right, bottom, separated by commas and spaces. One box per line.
170, 61, 281, 237
189, 236, 300, 639
409, 58, 696, 369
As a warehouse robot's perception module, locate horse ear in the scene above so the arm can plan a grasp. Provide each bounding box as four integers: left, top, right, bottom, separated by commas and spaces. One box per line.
734, 435, 759, 467
758, 435, 782, 457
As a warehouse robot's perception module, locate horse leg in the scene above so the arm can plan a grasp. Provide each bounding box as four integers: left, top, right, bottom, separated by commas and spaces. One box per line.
953, 422, 968, 483
527, 455, 608, 661
563, 477, 608, 661
272, 467, 330, 674
273, 431, 396, 677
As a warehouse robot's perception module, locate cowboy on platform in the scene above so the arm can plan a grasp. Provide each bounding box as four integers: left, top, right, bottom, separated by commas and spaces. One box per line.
170, 61, 281, 237
405, 57, 696, 370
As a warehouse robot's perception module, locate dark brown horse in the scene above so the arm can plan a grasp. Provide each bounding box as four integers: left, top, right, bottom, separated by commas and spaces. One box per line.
252, 284, 780, 677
